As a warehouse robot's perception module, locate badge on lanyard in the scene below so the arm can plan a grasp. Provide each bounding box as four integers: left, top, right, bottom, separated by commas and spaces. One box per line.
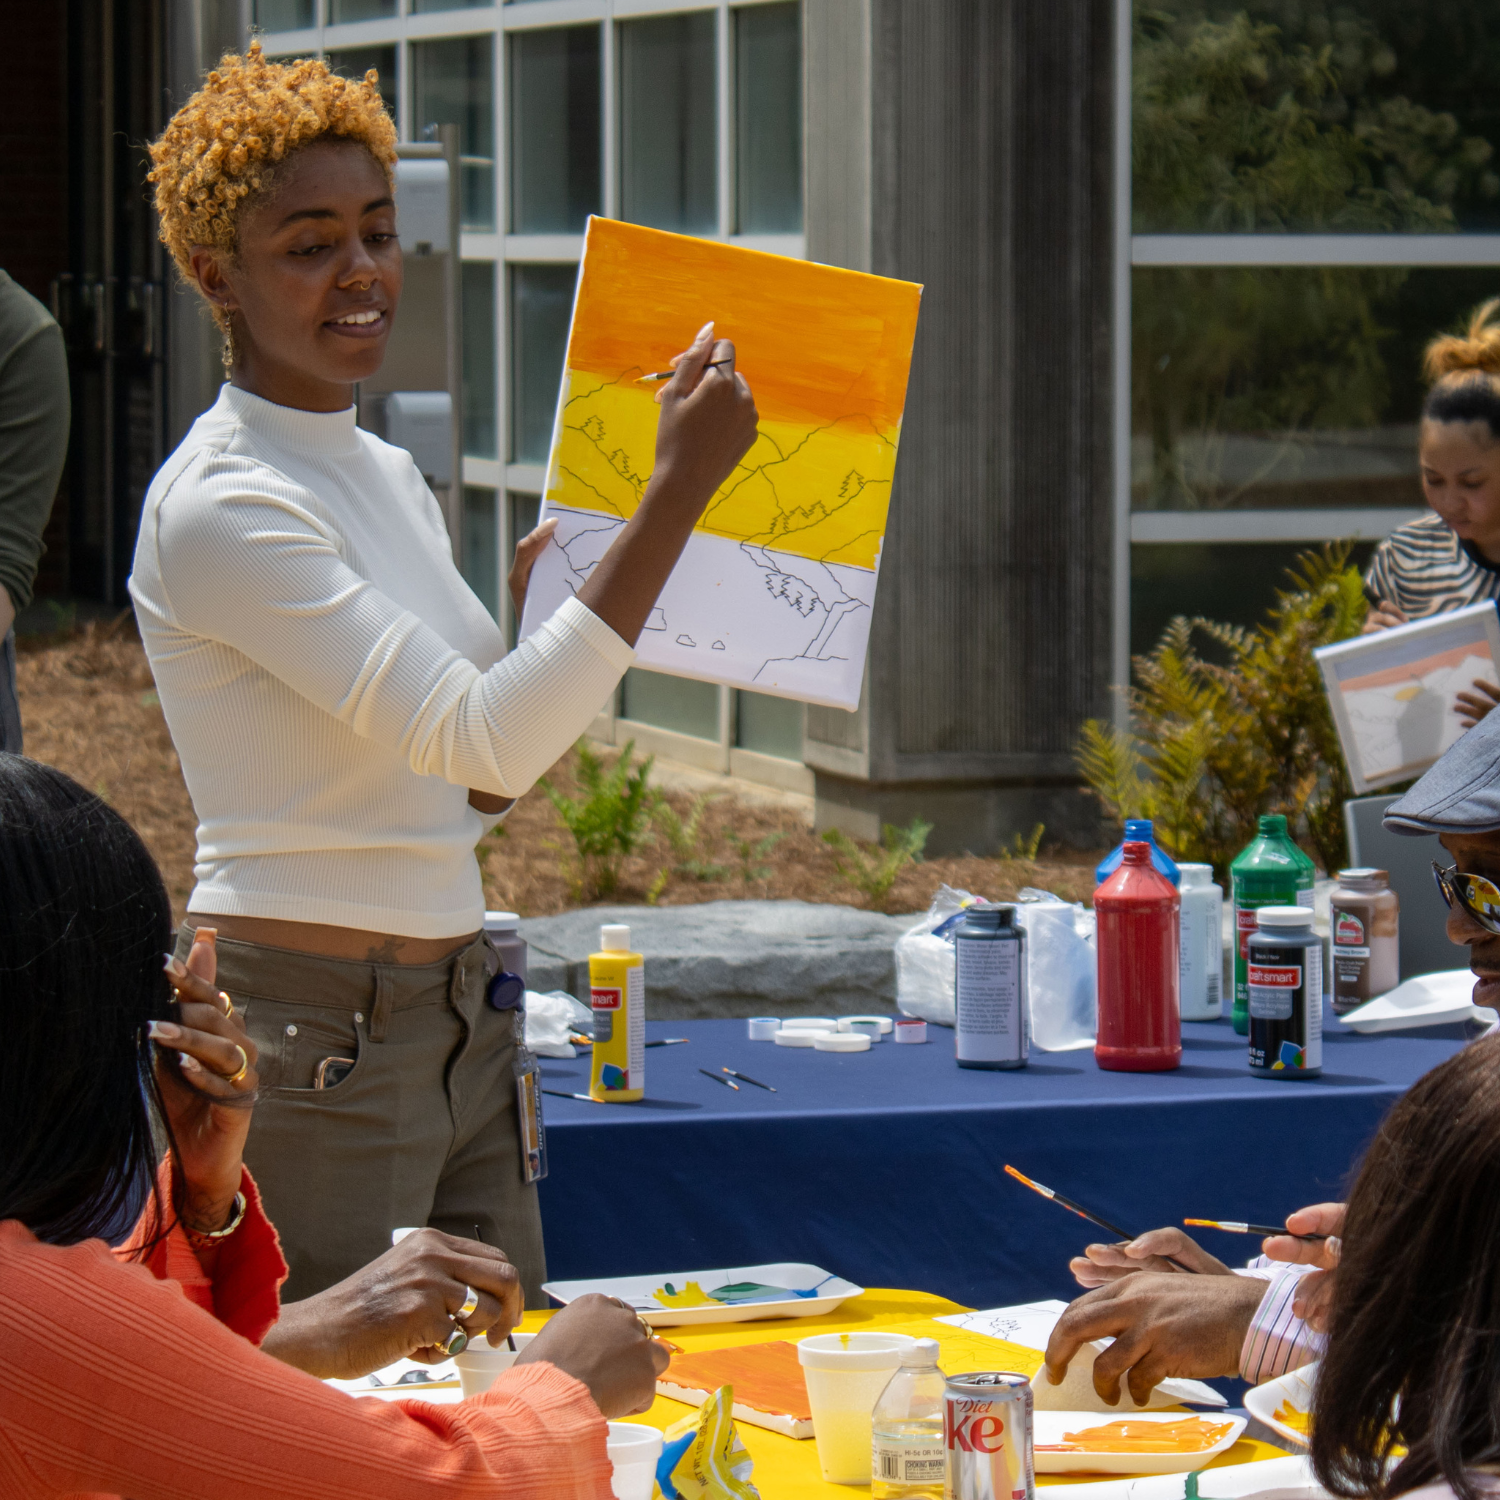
486, 964, 548, 1184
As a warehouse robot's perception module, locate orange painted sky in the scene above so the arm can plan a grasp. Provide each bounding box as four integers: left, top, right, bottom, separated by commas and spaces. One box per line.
568, 218, 923, 433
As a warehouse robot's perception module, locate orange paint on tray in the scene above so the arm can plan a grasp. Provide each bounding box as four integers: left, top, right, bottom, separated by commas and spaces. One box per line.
1036, 1417, 1236, 1454
566, 218, 922, 434
657, 1340, 811, 1420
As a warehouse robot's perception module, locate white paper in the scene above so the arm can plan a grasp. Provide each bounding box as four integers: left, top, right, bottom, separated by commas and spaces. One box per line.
935, 1301, 1228, 1410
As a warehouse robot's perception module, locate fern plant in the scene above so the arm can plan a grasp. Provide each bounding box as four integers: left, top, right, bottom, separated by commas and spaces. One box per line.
1075, 543, 1367, 878
646, 792, 727, 903
541, 740, 657, 901
822, 818, 934, 911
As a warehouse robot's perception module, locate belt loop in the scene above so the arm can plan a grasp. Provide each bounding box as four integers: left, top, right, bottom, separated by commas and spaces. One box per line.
369, 966, 394, 1043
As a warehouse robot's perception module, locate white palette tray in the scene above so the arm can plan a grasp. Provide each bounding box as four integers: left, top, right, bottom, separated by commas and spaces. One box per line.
1033, 1410, 1246, 1475
1243, 1363, 1316, 1449
542, 1261, 863, 1327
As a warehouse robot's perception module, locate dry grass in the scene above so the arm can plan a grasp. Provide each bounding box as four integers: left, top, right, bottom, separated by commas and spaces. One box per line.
17, 626, 1099, 922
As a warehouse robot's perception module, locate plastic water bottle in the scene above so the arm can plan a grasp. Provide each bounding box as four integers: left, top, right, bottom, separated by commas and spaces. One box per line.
1096, 818, 1180, 887
1176, 864, 1223, 1021
1094, 841, 1182, 1072
871, 1338, 947, 1499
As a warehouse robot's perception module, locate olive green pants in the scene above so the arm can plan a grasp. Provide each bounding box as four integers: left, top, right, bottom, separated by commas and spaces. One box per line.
176, 927, 547, 1306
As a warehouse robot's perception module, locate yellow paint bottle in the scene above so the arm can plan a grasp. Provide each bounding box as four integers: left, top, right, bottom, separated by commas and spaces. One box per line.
589, 924, 644, 1102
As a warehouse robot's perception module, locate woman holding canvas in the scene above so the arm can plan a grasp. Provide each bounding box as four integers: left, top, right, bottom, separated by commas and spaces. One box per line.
1364, 301, 1500, 725
133, 45, 757, 1305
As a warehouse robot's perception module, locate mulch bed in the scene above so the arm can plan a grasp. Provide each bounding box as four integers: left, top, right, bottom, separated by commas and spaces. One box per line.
17, 623, 1100, 923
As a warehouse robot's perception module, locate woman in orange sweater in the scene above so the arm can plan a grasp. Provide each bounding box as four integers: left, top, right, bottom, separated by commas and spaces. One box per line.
0, 752, 665, 1498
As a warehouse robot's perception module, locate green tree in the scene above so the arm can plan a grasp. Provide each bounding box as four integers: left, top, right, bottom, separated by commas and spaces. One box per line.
1131, 7, 1495, 511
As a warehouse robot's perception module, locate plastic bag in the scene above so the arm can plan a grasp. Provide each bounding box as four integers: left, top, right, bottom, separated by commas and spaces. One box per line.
1015, 888, 1097, 1053
894, 885, 1097, 1051
523, 989, 593, 1059
656, 1385, 759, 1500
893, 884, 975, 1026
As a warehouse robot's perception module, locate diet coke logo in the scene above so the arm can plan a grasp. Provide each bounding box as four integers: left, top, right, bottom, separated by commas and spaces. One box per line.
946, 1405, 1007, 1453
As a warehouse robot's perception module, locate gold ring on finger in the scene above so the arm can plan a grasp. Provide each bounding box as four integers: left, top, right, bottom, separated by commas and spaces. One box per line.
219, 990, 236, 1020
219, 1043, 249, 1086
636, 1313, 654, 1339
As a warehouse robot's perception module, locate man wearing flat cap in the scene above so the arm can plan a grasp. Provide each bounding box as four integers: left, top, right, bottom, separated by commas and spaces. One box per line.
1039, 716, 1500, 1406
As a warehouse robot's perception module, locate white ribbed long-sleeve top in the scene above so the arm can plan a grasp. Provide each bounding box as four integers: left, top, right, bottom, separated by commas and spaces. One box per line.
130, 384, 633, 937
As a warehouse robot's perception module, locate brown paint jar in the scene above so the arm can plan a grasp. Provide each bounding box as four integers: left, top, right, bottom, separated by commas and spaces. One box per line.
1330, 868, 1399, 1014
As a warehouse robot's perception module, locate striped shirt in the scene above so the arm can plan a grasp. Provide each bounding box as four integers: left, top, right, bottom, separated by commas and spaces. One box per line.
1365, 511, 1500, 619
1237, 1260, 1323, 1383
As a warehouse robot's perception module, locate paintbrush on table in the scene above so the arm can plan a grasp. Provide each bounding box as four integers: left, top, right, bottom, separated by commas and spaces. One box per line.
1004, 1165, 1198, 1274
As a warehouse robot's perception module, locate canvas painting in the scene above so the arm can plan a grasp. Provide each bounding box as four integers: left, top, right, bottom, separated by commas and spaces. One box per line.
1314, 601, 1500, 793
517, 217, 923, 712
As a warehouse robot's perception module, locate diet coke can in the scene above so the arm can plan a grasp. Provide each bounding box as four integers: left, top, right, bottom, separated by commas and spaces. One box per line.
944, 1372, 1033, 1500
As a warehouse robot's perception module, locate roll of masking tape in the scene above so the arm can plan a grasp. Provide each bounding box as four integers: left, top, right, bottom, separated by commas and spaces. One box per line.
837, 1016, 890, 1041
838, 1014, 894, 1034
747, 1017, 780, 1041
814, 1032, 871, 1053
782, 1016, 837, 1031
893, 1018, 928, 1044
775, 1028, 827, 1047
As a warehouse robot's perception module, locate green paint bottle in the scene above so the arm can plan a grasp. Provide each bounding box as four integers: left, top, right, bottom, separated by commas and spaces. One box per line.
1230, 815, 1316, 1035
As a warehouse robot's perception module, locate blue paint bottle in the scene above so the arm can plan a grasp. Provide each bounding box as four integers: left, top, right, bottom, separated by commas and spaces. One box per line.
1096, 818, 1180, 887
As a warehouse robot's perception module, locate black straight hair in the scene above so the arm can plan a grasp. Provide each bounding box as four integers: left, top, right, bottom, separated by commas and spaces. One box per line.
1424, 375, 1500, 442
0, 753, 176, 1244
1312, 1032, 1500, 1500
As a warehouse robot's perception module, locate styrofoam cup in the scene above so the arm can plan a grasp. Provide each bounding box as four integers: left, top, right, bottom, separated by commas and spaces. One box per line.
797, 1333, 915, 1484
452, 1331, 536, 1397
607, 1420, 665, 1500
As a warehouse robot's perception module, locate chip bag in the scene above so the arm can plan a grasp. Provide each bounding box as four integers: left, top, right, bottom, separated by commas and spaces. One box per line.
656, 1385, 759, 1500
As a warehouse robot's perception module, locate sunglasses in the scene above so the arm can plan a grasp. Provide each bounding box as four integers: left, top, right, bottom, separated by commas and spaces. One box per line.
1433, 861, 1500, 935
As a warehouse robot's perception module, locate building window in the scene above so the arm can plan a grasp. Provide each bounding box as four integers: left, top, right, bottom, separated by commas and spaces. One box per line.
252, 0, 312, 30
413, 0, 492, 12
735, 690, 802, 760
462, 487, 500, 619
329, 0, 395, 23
621, 669, 720, 742
1122, 0, 1500, 679
412, 34, 496, 231
509, 26, 602, 234
509, 263, 576, 465
327, 45, 397, 119
462, 260, 497, 459
735, 2, 802, 234
618, 11, 718, 234
1132, 266, 1500, 514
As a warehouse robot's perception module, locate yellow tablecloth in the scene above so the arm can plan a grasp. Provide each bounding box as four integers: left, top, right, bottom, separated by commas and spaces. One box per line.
516, 1289, 1287, 1499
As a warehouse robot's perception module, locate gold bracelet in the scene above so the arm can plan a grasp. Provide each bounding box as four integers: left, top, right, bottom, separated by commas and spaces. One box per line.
184, 1191, 247, 1244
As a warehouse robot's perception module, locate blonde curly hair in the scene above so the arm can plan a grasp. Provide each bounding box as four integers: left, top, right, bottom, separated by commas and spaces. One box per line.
148, 40, 398, 342
1425, 299, 1500, 384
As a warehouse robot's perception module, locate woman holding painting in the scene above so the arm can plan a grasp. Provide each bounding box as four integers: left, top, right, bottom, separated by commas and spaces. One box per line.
133, 44, 757, 1307
1363, 300, 1500, 727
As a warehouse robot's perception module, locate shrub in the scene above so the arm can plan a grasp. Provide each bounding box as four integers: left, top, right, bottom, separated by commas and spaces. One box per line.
822, 818, 934, 911
541, 740, 656, 902
646, 792, 727, 904
1075, 543, 1366, 879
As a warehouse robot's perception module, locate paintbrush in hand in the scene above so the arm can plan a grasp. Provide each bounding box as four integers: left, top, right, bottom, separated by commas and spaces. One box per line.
1004, 1165, 1198, 1274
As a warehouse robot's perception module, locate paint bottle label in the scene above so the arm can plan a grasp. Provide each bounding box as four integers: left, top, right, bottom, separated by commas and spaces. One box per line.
955, 939, 1027, 1066
1247, 940, 1322, 1076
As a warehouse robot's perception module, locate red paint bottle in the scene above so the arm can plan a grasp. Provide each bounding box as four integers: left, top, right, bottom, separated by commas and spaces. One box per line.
1094, 840, 1182, 1072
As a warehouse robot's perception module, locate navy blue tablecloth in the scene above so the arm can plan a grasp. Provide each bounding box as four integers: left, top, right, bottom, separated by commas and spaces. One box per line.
535, 1014, 1467, 1311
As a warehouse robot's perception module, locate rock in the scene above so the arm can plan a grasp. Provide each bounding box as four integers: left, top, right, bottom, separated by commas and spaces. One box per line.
517, 900, 920, 1019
